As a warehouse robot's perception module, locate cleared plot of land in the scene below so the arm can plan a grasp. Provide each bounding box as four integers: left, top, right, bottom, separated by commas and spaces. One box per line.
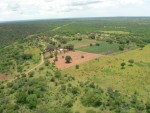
77, 42, 120, 54
63, 45, 150, 100
66, 39, 97, 49
0, 74, 7, 81
102, 30, 130, 34
50, 50, 101, 69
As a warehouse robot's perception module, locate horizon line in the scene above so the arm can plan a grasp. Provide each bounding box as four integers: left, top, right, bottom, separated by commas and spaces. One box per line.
1, 16, 150, 23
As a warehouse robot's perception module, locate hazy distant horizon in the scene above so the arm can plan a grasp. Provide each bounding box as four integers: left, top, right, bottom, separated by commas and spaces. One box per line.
1, 16, 150, 23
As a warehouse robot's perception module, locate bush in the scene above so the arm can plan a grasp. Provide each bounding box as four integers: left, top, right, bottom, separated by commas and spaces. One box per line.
146, 101, 150, 113
81, 55, 84, 58
89, 34, 95, 39
64, 44, 74, 51
121, 62, 126, 69
81, 90, 102, 107
128, 59, 134, 66
90, 43, 93, 46
106, 39, 113, 44
55, 70, 61, 78
50, 53, 54, 58
78, 38, 82, 41
7, 82, 13, 88
76, 65, 79, 69
119, 44, 125, 51
45, 60, 50, 66
39, 67, 44, 70
95, 43, 100, 46
16, 92, 27, 104
28, 71, 34, 77
26, 94, 38, 109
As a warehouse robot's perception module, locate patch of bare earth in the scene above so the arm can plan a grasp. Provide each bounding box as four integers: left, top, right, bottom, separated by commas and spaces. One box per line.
0, 74, 7, 81
50, 50, 102, 69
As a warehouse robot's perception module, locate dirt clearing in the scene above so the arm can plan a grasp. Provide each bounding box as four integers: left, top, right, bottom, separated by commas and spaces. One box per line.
0, 74, 7, 81
50, 50, 102, 69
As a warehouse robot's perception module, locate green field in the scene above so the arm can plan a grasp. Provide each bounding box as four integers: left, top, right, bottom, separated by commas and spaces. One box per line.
66, 39, 97, 49
63, 44, 150, 100
77, 42, 120, 54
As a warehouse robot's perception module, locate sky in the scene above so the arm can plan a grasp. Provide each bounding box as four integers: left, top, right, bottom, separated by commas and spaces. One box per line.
0, 0, 150, 21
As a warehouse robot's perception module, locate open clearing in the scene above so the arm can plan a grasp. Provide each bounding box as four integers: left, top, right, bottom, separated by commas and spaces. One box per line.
0, 74, 7, 81
50, 50, 101, 69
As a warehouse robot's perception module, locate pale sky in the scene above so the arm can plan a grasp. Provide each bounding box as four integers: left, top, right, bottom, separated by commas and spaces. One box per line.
0, 0, 150, 21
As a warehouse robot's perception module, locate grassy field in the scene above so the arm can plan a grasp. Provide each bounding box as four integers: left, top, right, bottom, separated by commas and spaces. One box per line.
102, 30, 130, 34
77, 41, 120, 54
66, 39, 97, 49
63, 44, 150, 100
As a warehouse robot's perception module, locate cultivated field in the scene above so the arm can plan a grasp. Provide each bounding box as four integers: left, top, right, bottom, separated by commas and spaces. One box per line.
77, 41, 120, 54
50, 50, 101, 69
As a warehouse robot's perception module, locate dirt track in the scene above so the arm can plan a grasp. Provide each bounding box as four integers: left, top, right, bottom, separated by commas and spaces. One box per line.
50, 50, 102, 69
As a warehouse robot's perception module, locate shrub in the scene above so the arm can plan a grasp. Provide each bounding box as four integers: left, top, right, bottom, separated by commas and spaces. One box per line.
7, 82, 13, 88
81, 55, 84, 58
121, 62, 126, 69
95, 43, 100, 46
81, 91, 102, 107
45, 60, 50, 66
128, 59, 134, 66
55, 70, 61, 78
119, 45, 125, 51
16, 92, 27, 104
65, 56, 72, 63
106, 38, 113, 44
28, 71, 34, 77
26, 94, 38, 109
50, 53, 54, 58
76, 65, 79, 69
64, 44, 74, 51
90, 43, 93, 46
39, 67, 44, 70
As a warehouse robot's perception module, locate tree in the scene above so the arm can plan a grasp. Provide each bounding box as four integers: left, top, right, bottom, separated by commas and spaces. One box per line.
16, 92, 27, 104
106, 38, 113, 44
90, 43, 93, 46
26, 94, 38, 109
89, 34, 95, 39
146, 101, 150, 113
64, 44, 74, 51
46, 44, 55, 52
128, 59, 134, 66
65, 56, 72, 63
119, 44, 125, 51
45, 60, 50, 66
139, 44, 145, 50
95, 43, 100, 46
121, 62, 126, 69
55, 70, 61, 78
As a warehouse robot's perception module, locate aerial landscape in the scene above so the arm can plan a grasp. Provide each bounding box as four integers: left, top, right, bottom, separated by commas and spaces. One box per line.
0, 0, 150, 113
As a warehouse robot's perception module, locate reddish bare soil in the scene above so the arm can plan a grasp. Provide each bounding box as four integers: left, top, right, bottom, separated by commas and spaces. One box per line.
50, 50, 102, 69
0, 74, 7, 81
